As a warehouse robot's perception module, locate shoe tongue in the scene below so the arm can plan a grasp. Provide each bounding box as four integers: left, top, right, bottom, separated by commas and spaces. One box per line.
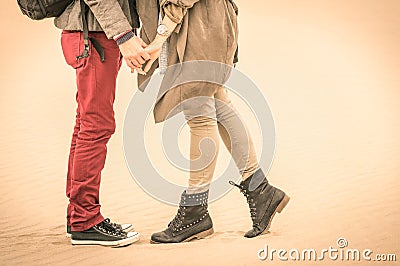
247, 169, 265, 191
101, 220, 116, 232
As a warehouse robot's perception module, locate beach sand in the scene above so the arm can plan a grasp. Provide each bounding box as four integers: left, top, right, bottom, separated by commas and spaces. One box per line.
1, 0, 399, 265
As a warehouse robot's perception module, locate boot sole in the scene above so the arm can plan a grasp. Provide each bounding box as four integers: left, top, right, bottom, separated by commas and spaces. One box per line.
150, 227, 214, 244
71, 232, 140, 247
183, 227, 214, 242
261, 194, 290, 235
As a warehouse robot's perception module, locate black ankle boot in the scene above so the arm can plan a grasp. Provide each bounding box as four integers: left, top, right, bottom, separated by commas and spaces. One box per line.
151, 190, 214, 244
230, 169, 290, 238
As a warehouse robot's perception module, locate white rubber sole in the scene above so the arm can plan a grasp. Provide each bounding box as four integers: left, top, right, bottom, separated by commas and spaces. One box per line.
121, 224, 133, 232
71, 232, 140, 247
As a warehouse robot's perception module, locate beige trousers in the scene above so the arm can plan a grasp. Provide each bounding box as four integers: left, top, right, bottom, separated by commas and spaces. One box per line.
182, 87, 259, 194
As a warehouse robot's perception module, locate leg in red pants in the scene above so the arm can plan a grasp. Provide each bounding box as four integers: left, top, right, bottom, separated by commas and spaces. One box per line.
62, 30, 122, 231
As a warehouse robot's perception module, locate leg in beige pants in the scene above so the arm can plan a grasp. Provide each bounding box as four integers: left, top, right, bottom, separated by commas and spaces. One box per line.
182, 87, 259, 194
152, 88, 289, 243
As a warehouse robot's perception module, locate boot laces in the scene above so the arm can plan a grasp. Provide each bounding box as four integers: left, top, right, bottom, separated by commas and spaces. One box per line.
169, 206, 186, 230
230, 181, 257, 222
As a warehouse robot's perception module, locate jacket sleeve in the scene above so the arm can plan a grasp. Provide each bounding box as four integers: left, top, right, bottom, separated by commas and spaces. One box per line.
161, 0, 201, 26
83, 0, 132, 39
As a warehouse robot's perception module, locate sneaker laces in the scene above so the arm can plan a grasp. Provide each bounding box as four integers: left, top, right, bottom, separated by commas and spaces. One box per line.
98, 220, 125, 237
230, 181, 257, 223
104, 218, 122, 230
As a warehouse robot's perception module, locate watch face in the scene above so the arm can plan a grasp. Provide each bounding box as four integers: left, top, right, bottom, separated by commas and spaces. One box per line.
157, 24, 168, 35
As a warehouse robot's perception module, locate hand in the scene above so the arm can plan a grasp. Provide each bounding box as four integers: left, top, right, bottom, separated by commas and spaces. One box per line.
140, 35, 167, 74
139, 15, 179, 75
118, 36, 150, 73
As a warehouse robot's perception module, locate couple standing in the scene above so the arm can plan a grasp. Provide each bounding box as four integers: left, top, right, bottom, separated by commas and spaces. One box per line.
58, 0, 289, 247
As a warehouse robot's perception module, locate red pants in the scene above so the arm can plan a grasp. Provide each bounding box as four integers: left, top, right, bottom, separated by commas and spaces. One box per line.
61, 30, 122, 231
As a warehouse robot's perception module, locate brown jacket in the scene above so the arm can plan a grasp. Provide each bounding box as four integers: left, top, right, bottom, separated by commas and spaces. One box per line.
137, 0, 239, 123
54, 0, 136, 39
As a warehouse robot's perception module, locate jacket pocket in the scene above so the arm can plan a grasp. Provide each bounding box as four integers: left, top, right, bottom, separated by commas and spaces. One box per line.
61, 30, 86, 69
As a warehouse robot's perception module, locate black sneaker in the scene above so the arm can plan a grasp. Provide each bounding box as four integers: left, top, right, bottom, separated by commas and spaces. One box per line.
66, 218, 133, 238
70, 220, 139, 247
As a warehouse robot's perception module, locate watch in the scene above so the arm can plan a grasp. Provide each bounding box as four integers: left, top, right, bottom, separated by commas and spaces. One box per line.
157, 24, 170, 37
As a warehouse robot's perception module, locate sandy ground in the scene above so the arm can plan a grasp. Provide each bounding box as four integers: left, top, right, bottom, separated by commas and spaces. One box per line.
1, 0, 400, 265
